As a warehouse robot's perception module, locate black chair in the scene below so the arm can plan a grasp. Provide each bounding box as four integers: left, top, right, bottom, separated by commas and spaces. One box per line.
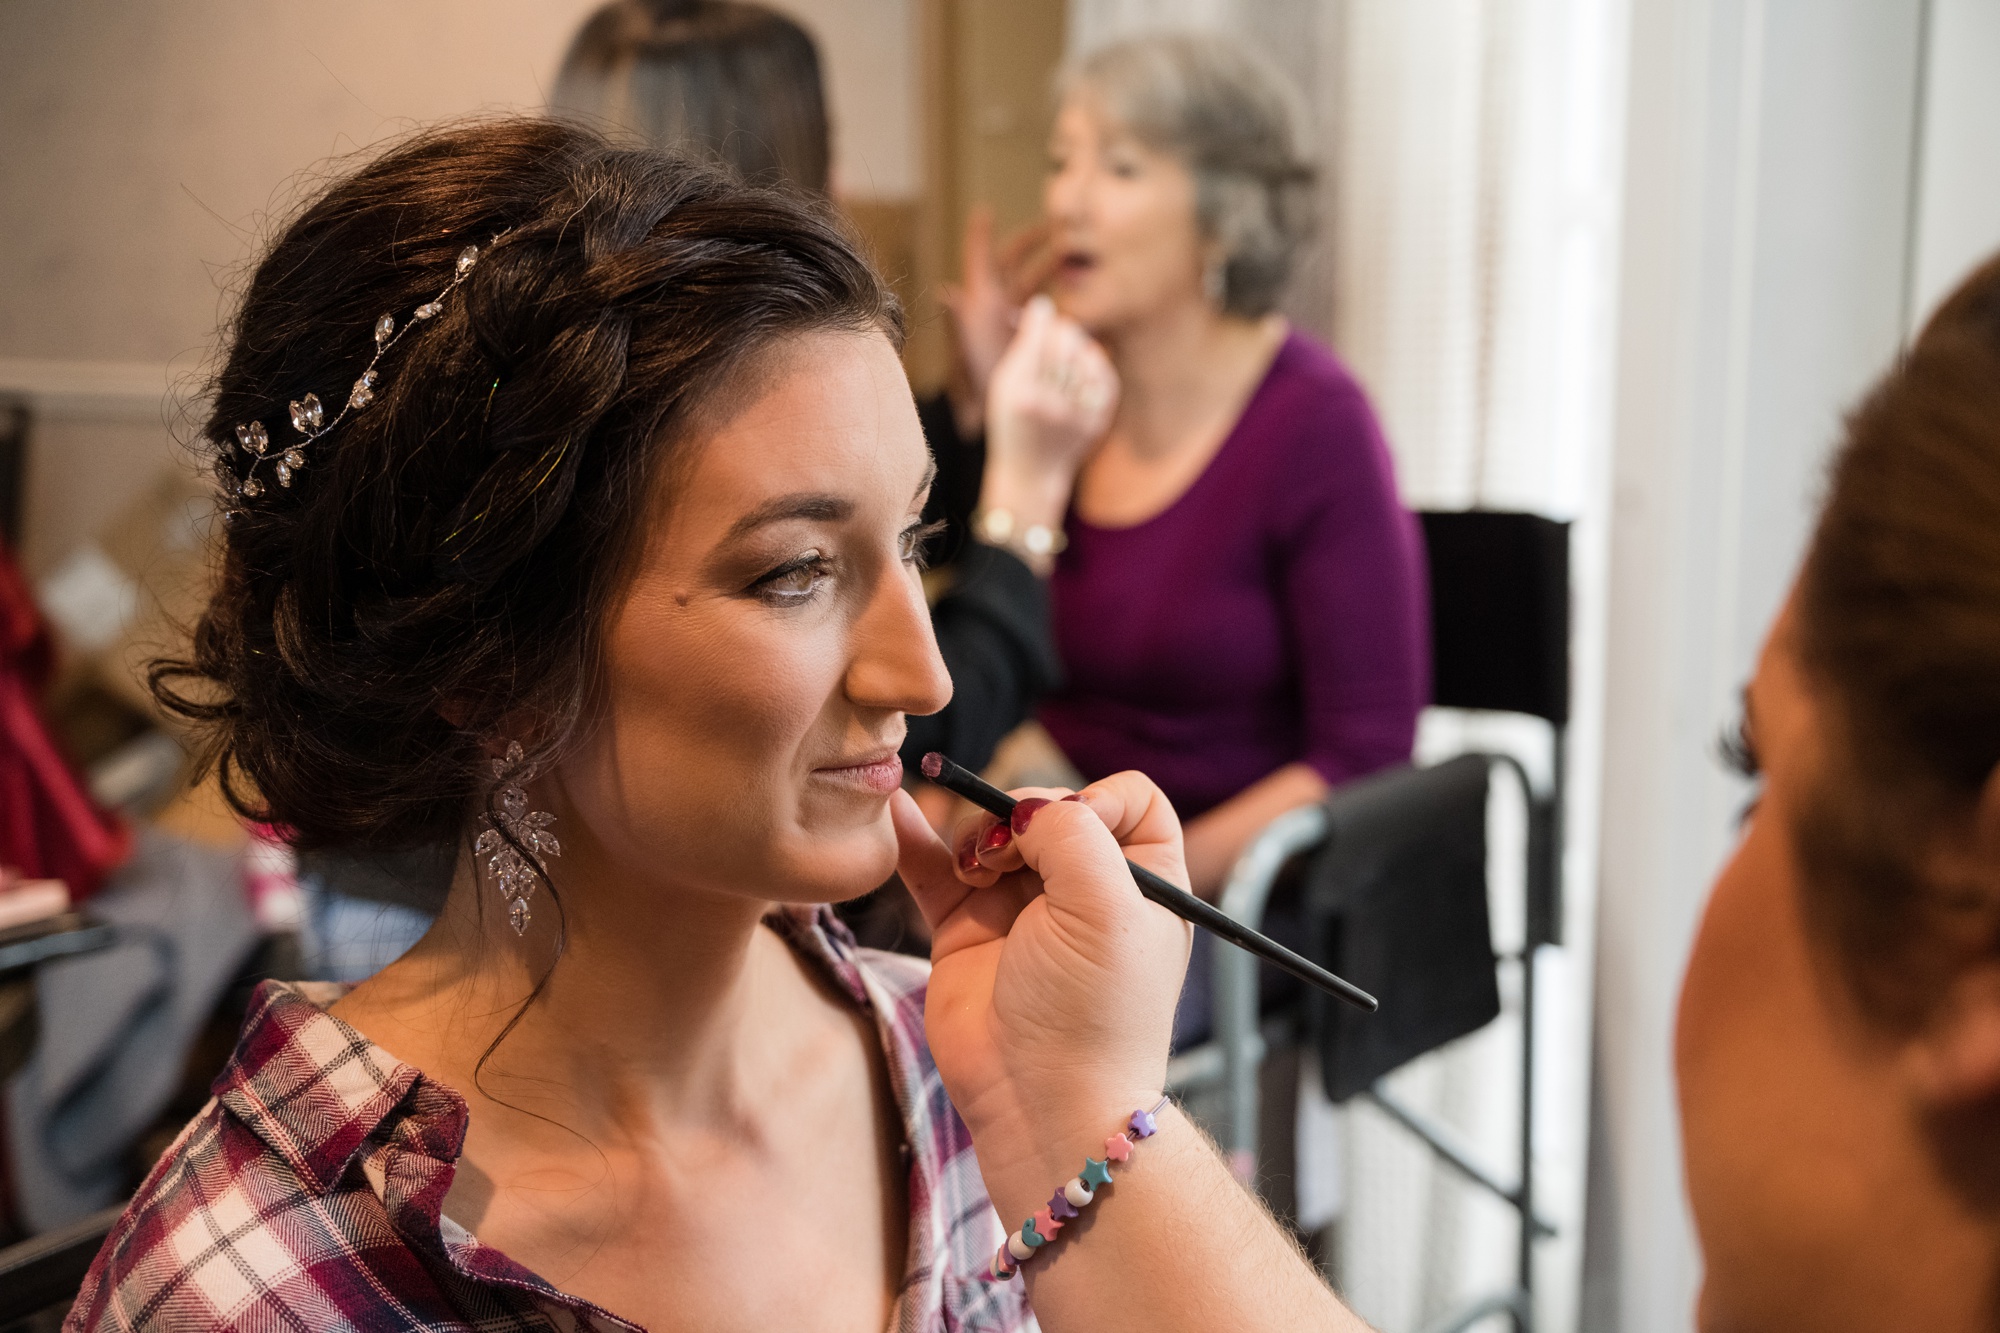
1168, 509, 1568, 1333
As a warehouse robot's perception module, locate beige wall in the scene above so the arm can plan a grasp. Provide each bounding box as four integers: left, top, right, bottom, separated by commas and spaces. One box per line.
0, 0, 918, 574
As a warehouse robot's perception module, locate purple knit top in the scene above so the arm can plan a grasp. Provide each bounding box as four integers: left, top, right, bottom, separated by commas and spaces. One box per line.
1040, 331, 1429, 820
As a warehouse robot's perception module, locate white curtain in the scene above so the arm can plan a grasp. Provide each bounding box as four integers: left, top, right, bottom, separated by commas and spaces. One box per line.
1065, 4, 1629, 1330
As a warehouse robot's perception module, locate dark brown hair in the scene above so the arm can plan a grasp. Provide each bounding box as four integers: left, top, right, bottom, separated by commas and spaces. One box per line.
1795, 251, 2000, 1018
153, 117, 897, 856
552, 0, 831, 196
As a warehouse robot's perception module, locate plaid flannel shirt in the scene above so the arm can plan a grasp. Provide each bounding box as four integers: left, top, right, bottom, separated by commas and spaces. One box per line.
67, 907, 1032, 1333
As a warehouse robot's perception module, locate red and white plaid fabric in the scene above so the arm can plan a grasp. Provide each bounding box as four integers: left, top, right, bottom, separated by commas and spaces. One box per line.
67, 907, 1032, 1332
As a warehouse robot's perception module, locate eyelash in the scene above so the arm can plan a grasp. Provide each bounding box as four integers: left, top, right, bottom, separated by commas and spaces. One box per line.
749, 519, 948, 607
1718, 716, 1761, 779
904, 519, 948, 568
1719, 714, 1763, 825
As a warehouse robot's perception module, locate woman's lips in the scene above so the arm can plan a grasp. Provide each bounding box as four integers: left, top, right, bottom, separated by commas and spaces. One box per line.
814, 752, 904, 795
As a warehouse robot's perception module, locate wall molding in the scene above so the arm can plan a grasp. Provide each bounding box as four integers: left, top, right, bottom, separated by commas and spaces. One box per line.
0, 358, 192, 420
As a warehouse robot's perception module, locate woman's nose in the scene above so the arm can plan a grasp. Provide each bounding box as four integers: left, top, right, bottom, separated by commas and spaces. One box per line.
1045, 161, 1087, 226
846, 560, 953, 718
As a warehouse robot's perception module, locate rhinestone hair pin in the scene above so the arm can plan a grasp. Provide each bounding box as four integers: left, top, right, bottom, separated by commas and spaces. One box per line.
230, 233, 504, 502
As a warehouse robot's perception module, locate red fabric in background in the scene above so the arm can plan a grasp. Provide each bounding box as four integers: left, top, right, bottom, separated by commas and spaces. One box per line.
0, 540, 128, 901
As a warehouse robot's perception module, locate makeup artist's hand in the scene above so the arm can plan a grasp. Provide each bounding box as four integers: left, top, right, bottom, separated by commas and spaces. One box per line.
893, 780, 1365, 1333
889, 774, 1190, 1180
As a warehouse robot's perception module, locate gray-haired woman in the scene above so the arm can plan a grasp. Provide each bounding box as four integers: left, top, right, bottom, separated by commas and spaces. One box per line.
974, 35, 1427, 1048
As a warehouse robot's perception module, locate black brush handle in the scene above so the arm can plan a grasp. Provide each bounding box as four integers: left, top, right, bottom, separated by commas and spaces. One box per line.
921, 753, 1378, 1013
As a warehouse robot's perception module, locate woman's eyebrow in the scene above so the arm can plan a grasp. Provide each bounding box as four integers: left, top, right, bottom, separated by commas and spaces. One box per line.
722, 493, 852, 543
721, 459, 936, 544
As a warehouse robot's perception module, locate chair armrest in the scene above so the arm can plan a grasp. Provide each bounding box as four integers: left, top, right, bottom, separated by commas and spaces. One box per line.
1210, 804, 1330, 1174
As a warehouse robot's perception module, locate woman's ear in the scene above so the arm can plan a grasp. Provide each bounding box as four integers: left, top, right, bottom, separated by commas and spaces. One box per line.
1902, 762, 2000, 1106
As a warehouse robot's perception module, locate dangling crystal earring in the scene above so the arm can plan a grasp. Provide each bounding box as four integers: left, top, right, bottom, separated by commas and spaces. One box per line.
474, 741, 560, 935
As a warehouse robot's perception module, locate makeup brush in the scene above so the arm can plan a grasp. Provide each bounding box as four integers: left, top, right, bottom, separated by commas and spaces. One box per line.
920, 752, 1378, 1013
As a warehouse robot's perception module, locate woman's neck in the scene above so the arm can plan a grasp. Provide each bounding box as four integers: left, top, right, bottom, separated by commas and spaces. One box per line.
1101, 297, 1286, 461
333, 849, 820, 1145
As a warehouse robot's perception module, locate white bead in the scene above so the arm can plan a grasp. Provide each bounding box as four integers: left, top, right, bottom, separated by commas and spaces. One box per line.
1006, 1232, 1035, 1262
1064, 1178, 1095, 1208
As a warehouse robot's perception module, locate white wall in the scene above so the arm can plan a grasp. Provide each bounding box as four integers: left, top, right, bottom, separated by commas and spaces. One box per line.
785, 0, 920, 198
1907, 0, 2000, 330
1589, 1, 1928, 1327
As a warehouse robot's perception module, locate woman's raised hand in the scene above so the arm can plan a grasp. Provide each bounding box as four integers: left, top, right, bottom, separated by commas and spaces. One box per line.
976, 297, 1118, 568
890, 773, 1190, 1163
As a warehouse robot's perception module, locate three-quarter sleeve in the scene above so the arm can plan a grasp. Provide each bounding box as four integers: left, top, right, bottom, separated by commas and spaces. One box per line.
1274, 378, 1430, 788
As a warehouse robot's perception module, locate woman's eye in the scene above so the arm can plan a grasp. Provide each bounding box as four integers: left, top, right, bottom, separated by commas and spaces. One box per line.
751, 552, 832, 605
901, 520, 948, 567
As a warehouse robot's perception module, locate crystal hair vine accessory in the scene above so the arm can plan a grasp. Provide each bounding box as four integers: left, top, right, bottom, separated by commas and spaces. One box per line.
475, 741, 559, 935
229, 232, 506, 504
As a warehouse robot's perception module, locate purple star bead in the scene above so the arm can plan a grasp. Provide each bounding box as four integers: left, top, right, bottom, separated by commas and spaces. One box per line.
1129, 1107, 1159, 1139
1047, 1188, 1080, 1221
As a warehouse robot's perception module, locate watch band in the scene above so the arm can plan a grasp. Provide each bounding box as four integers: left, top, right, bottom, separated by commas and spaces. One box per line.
973, 506, 1068, 560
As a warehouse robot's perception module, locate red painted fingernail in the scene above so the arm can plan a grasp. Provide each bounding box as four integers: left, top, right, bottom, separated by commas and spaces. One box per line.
958, 842, 982, 874
979, 822, 1013, 855
1062, 793, 1086, 803
1010, 797, 1051, 836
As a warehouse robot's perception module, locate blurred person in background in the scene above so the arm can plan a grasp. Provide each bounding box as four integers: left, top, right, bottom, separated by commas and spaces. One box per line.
1042, 35, 1425, 902
941, 35, 1427, 1045
1676, 252, 2000, 1329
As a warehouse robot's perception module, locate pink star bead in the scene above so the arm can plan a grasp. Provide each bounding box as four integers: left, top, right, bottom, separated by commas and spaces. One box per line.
1104, 1132, 1134, 1162
1033, 1205, 1064, 1237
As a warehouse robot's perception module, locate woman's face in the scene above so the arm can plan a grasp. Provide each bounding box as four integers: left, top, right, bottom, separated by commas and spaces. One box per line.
549, 329, 951, 911
1043, 93, 1209, 338
1676, 601, 1996, 1329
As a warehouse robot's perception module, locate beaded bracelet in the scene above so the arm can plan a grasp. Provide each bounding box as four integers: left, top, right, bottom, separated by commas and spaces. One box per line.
988, 1096, 1171, 1281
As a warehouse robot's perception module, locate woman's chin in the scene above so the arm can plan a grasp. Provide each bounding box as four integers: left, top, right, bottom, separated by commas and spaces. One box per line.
773, 818, 901, 906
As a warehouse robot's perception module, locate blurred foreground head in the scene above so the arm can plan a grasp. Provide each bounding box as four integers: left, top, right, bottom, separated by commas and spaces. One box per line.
1679, 252, 2000, 1331
552, 0, 830, 195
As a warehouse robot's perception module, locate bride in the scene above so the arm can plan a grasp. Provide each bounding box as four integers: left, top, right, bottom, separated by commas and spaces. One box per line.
69, 118, 1361, 1332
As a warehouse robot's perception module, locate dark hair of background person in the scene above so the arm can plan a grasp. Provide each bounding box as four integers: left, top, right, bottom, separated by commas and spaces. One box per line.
150, 117, 897, 862
552, 0, 831, 196
1794, 250, 2000, 1023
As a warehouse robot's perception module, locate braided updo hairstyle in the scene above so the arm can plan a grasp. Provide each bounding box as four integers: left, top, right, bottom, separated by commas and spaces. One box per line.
153, 117, 899, 855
